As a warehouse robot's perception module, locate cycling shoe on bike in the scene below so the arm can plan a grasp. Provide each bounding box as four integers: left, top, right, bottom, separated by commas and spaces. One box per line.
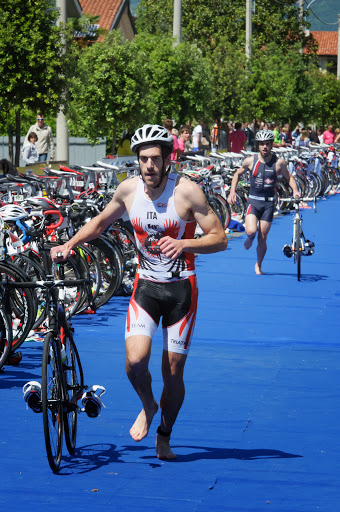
7, 351, 22, 366
23, 381, 42, 413
81, 385, 106, 418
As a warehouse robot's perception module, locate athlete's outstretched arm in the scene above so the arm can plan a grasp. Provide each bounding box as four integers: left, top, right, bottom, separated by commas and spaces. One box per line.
158, 179, 228, 260
50, 180, 129, 261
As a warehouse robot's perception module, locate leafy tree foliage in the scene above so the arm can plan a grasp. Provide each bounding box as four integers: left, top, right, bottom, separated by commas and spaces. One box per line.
131, 34, 213, 126
0, 0, 65, 163
66, 31, 150, 153
136, 0, 316, 55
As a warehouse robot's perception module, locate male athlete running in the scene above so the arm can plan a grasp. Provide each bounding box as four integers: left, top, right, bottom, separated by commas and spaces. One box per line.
51, 124, 227, 460
227, 129, 300, 274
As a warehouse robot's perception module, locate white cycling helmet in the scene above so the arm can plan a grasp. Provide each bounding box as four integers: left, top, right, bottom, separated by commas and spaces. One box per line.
0, 204, 28, 220
255, 130, 275, 142
130, 124, 173, 154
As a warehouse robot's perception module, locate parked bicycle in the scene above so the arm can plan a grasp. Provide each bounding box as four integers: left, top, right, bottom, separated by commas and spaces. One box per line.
282, 197, 316, 281
16, 259, 105, 473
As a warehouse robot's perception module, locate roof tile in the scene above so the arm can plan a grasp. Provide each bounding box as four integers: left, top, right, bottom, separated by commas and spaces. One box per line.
79, 0, 122, 31
311, 31, 338, 56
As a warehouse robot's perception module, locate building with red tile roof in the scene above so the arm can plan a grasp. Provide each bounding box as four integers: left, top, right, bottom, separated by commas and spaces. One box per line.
79, 0, 135, 41
310, 31, 338, 73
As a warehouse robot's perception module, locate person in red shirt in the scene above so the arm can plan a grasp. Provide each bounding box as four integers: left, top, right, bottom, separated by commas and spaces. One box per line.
322, 125, 335, 145
228, 122, 247, 153
163, 118, 180, 160
178, 125, 191, 155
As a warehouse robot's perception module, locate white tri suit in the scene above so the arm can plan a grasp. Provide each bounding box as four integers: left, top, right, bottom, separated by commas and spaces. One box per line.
125, 173, 198, 355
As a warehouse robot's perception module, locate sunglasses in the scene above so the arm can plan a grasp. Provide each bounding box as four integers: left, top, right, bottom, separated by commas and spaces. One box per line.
37, 118, 44, 121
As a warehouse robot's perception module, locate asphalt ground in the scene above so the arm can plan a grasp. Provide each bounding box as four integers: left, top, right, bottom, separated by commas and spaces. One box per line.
1, 193, 339, 512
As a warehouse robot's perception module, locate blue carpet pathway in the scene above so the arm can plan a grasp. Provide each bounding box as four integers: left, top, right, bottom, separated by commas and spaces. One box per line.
1, 194, 339, 511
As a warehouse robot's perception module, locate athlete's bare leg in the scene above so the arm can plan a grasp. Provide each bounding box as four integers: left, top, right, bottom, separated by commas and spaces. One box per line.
244, 214, 258, 250
156, 350, 187, 460
255, 220, 272, 274
126, 335, 159, 441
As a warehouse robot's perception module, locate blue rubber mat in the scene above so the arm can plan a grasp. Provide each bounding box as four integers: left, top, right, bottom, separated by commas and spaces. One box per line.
1, 195, 339, 511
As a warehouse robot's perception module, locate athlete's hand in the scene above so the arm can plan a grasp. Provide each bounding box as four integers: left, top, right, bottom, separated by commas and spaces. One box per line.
227, 192, 236, 205
157, 236, 185, 260
50, 245, 71, 262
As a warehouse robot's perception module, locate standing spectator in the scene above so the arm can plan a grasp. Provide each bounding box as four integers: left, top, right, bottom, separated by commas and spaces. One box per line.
296, 130, 310, 149
322, 125, 336, 145
272, 124, 281, 145
317, 129, 324, 143
211, 122, 219, 149
24, 113, 55, 162
218, 122, 228, 150
283, 123, 293, 145
228, 122, 247, 153
22, 132, 39, 166
335, 128, 340, 144
291, 125, 301, 141
279, 127, 289, 146
192, 120, 204, 151
163, 119, 180, 160
306, 126, 319, 143
178, 125, 191, 156
243, 122, 255, 150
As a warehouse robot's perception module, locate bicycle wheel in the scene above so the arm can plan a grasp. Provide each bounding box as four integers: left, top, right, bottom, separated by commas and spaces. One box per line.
294, 221, 302, 282
87, 236, 123, 308
230, 191, 246, 223
41, 332, 63, 473
0, 306, 13, 371
63, 331, 84, 454
110, 224, 138, 295
12, 253, 49, 331
0, 262, 36, 352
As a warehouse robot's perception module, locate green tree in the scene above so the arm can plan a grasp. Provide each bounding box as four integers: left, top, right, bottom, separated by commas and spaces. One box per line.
209, 38, 247, 122
67, 31, 150, 153
0, 0, 65, 164
136, 0, 316, 55
132, 34, 213, 126
308, 69, 340, 129
240, 43, 319, 126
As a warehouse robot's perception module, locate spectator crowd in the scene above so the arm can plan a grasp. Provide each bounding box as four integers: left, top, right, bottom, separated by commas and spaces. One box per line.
115, 119, 340, 158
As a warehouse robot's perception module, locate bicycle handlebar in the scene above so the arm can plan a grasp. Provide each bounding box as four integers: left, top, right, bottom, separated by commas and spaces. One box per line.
4, 278, 90, 289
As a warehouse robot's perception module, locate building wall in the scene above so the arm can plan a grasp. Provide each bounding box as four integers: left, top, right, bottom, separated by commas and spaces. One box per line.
117, 7, 135, 41
0, 136, 107, 167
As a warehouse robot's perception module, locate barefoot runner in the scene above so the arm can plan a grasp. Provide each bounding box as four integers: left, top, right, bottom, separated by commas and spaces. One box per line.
51, 124, 227, 460
227, 129, 300, 274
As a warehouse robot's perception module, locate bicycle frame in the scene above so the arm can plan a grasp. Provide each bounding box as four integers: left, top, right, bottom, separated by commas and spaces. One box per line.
282, 197, 316, 281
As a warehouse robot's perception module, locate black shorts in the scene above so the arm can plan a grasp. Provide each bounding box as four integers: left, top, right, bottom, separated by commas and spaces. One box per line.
125, 275, 198, 354
246, 199, 275, 223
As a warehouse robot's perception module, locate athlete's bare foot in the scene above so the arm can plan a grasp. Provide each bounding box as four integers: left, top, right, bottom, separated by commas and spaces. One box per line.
156, 434, 177, 460
129, 401, 158, 441
244, 236, 254, 250
255, 263, 264, 275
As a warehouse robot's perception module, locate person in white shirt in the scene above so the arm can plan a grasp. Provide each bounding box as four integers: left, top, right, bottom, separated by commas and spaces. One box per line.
22, 132, 39, 166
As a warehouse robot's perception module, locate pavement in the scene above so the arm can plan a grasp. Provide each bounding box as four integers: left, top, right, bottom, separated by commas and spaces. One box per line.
1, 194, 339, 512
